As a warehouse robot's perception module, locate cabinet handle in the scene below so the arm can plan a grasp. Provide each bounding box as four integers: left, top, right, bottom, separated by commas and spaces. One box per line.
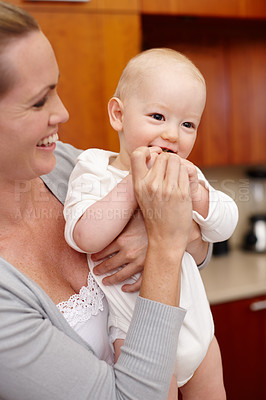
250, 300, 266, 311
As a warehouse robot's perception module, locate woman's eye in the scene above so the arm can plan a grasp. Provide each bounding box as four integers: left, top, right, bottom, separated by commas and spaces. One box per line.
33, 96, 47, 108
151, 113, 164, 121
182, 122, 194, 129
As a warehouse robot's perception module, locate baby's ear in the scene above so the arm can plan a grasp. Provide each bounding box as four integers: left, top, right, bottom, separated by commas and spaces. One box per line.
108, 97, 124, 132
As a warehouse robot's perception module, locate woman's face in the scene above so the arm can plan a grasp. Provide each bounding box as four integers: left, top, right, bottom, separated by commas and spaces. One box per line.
0, 31, 69, 182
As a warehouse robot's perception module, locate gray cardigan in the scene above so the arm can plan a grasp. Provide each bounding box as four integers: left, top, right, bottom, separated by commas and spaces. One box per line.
0, 142, 186, 400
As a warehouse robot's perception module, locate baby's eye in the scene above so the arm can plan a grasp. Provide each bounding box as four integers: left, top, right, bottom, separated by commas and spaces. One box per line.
151, 113, 165, 121
33, 96, 47, 108
182, 122, 194, 129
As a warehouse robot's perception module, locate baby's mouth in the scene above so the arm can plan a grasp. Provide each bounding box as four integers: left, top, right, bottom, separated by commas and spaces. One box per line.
161, 147, 175, 154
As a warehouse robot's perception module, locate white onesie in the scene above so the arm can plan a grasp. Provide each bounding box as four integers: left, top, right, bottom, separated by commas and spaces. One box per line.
64, 148, 238, 387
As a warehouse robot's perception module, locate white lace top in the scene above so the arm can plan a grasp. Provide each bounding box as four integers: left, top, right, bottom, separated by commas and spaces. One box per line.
57, 273, 114, 365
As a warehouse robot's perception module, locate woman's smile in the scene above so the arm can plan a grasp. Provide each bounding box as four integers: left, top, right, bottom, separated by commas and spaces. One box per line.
37, 132, 59, 147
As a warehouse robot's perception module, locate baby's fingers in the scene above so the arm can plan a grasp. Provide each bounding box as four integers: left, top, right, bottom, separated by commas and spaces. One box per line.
178, 162, 191, 197
131, 146, 150, 182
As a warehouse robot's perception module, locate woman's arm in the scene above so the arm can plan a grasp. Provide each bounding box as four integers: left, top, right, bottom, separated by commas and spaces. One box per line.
0, 276, 185, 400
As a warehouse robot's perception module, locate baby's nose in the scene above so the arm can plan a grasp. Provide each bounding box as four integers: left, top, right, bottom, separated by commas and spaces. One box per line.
161, 127, 179, 142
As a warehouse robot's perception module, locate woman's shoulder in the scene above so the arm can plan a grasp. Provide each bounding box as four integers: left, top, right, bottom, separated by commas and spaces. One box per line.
54, 141, 82, 170
0, 256, 46, 309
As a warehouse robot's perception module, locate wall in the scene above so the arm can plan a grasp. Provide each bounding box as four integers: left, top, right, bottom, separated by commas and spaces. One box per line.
202, 164, 266, 248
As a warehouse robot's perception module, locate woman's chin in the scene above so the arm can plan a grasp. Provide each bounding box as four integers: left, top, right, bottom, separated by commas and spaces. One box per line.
34, 150, 57, 177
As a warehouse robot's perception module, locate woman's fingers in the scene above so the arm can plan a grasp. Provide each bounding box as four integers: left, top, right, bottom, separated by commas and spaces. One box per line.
131, 150, 192, 245
132, 150, 168, 207
101, 263, 143, 286
122, 275, 142, 292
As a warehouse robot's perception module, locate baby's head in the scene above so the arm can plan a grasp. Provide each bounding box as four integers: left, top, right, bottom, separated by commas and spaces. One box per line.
108, 48, 206, 170
114, 48, 206, 103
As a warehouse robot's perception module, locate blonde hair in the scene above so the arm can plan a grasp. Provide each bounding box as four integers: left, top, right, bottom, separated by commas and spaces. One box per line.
0, 1, 39, 97
114, 48, 205, 101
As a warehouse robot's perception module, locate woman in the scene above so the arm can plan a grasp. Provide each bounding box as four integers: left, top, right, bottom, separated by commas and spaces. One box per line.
0, 2, 209, 399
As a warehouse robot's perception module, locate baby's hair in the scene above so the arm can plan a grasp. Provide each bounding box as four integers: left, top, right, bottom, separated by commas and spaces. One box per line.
114, 48, 205, 101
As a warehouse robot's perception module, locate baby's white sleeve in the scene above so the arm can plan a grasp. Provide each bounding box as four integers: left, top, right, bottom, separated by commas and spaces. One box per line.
193, 169, 239, 243
64, 149, 118, 252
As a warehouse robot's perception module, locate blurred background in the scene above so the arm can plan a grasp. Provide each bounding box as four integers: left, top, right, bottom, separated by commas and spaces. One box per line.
14, 0, 266, 398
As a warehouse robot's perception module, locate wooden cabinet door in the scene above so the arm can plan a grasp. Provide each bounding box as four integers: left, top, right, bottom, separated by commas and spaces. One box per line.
229, 37, 266, 165
142, 15, 266, 167
211, 295, 266, 400
141, 0, 266, 19
17, 1, 141, 151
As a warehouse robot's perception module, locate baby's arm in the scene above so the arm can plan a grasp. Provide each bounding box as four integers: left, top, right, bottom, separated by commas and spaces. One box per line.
185, 220, 209, 266
64, 149, 139, 253
73, 173, 137, 253
183, 161, 239, 243
65, 147, 161, 254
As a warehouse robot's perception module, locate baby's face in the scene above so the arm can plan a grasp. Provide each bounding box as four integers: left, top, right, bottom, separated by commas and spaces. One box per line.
119, 63, 206, 161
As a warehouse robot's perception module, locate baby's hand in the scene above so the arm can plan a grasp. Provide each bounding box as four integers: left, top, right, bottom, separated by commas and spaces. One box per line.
180, 158, 209, 217
180, 159, 200, 200
146, 146, 162, 169
129, 146, 161, 174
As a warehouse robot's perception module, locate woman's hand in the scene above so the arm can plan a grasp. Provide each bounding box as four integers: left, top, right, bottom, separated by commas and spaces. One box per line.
132, 147, 192, 248
91, 209, 146, 292
131, 146, 193, 306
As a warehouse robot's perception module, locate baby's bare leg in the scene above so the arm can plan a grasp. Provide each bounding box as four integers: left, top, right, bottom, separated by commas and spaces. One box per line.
179, 336, 226, 400
113, 339, 124, 363
166, 375, 178, 400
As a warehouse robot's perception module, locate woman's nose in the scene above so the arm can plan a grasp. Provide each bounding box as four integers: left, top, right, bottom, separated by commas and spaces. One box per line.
49, 95, 69, 125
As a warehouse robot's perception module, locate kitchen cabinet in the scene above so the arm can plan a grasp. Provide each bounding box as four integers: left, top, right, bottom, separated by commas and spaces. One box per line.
15, 0, 141, 151
211, 295, 266, 400
141, 0, 266, 19
201, 250, 266, 399
142, 15, 266, 166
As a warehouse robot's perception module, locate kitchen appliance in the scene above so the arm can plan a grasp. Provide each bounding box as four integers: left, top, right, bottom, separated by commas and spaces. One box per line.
243, 168, 266, 253
243, 214, 266, 252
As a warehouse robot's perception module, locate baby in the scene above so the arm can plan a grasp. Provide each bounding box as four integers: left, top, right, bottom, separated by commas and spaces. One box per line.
64, 48, 238, 399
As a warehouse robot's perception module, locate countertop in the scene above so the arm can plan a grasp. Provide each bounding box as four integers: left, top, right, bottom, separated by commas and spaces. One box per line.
200, 249, 266, 305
